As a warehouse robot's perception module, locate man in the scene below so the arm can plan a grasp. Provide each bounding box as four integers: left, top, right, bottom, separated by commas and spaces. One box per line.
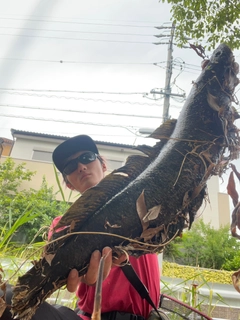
51, 135, 160, 320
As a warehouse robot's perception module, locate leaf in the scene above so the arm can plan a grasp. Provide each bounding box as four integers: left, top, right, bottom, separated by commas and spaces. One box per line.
53, 165, 65, 202
143, 205, 162, 222
230, 163, 240, 181
136, 191, 149, 231
0, 297, 7, 317
140, 225, 164, 242
160, 0, 240, 50
227, 171, 239, 207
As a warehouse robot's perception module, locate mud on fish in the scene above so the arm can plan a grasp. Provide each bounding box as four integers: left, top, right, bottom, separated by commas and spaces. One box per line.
11, 44, 240, 319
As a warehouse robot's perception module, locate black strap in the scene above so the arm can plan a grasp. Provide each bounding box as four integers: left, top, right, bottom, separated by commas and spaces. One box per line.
78, 310, 145, 320
121, 263, 161, 316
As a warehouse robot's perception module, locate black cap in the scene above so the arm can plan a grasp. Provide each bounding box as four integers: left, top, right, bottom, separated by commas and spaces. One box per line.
52, 135, 99, 173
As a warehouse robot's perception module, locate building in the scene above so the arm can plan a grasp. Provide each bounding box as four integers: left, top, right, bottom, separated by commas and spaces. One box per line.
0, 137, 13, 156
0, 129, 231, 229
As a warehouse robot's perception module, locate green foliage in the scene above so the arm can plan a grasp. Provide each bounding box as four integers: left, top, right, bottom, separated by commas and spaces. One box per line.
161, 0, 240, 50
162, 235, 183, 260
9, 179, 70, 243
164, 219, 240, 270
0, 158, 70, 247
222, 251, 240, 271
0, 157, 34, 195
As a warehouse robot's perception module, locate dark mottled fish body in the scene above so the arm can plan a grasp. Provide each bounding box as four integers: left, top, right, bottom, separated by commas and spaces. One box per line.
12, 44, 239, 319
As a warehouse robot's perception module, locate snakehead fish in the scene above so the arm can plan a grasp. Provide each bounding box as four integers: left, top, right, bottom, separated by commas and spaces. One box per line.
12, 44, 239, 319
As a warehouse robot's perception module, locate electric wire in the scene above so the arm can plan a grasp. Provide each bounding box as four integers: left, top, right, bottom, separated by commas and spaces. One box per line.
0, 104, 163, 119
0, 113, 158, 136
1, 13, 168, 25
0, 57, 159, 65
0, 26, 154, 37
0, 57, 165, 65
0, 33, 153, 44
0, 88, 149, 97
0, 55, 201, 71
1, 125, 149, 140
0, 17, 157, 28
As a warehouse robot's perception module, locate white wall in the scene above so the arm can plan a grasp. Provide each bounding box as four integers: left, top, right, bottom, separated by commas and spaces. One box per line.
197, 175, 230, 228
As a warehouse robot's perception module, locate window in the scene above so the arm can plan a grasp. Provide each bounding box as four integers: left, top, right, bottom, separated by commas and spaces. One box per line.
32, 150, 53, 162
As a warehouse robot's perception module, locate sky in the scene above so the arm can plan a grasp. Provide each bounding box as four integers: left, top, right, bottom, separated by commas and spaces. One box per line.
1, 0, 239, 148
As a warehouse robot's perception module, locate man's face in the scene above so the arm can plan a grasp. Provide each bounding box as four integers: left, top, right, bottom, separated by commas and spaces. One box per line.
64, 150, 106, 193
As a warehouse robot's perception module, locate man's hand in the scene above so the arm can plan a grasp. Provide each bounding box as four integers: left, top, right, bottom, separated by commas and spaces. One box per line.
67, 247, 126, 292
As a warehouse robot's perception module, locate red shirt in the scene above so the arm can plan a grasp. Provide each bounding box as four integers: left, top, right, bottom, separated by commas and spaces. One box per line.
49, 217, 160, 319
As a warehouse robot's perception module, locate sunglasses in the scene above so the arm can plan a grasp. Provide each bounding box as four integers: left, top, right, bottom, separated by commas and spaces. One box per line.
63, 151, 98, 175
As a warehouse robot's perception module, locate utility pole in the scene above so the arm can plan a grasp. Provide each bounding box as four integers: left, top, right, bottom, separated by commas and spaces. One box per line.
163, 24, 174, 122
151, 23, 185, 123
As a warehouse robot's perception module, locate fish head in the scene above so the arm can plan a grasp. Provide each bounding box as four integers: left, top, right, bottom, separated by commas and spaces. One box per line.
208, 44, 239, 94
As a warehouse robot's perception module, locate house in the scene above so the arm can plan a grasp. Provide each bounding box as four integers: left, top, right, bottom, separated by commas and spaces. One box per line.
0, 129, 231, 229
0, 137, 13, 156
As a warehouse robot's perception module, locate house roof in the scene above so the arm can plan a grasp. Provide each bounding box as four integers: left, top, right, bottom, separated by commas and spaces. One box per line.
0, 137, 13, 144
11, 129, 136, 150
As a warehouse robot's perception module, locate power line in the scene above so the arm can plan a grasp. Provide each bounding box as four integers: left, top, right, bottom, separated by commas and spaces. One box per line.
0, 26, 154, 37
184, 63, 201, 69
1, 127, 137, 139
0, 104, 163, 119
0, 55, 201, 76
1, 14, 167, 25
0, 17, 156, 28
0, 33, 152, 44
172, 61, 201, 72
0, 57, 162, 65
0, 113, 158, 136
0, 88, 149, 96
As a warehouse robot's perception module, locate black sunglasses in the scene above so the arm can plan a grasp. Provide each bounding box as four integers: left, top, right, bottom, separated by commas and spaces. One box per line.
63, 151, 98, 175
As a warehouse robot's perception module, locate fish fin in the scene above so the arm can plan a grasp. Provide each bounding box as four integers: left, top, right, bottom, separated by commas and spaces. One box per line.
134, 145, 159, 158
135, 119, 177, 159
149, 119, 177, 140
112, 154, 151, 178
53, 155, 151, 231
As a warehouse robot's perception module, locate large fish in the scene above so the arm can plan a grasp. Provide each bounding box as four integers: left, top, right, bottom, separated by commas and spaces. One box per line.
12, 44, 239, 319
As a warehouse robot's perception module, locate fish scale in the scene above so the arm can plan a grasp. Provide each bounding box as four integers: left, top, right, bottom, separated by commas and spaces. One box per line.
11, 44, 240, 320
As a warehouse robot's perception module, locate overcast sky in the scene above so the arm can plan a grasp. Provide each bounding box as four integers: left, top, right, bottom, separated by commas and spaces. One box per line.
0, 0, 239, 150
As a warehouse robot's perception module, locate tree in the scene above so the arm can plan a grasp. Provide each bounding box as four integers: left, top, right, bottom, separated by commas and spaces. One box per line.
161, 0, 240, 50
164, 219, 240, 270
9, 179, 70, 243
0, 158, 70, 245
